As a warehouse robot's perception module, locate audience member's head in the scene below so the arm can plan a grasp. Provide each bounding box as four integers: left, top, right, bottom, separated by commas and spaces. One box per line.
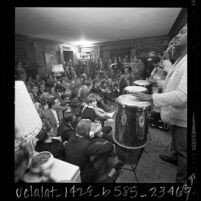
35, 74, 41, 81
76, 119, 92, 138
55, 84, 66, 94
34, 102, 44, 118
31, 85, 38, 94
63, 111, 76, 124
36, 119, 51, 142
39, 83, 46, 92
47, 97, 60, 110
86, 96, 97, 107
93, 80, 99, 88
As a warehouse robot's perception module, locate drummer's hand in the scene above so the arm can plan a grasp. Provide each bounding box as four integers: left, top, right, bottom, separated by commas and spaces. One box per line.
133, 92, 153, 101
146, 77, 157, 84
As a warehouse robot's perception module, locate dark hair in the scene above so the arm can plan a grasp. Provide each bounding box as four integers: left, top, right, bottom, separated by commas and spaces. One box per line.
47, 97, 56, 108
93, 80, 99, 85
86, 96, 96, 104
55, 84, 65, 93
36, 120, 51, 141
127, 66, 132, 73
63, 111, 74, 123
31, 84, 38, 89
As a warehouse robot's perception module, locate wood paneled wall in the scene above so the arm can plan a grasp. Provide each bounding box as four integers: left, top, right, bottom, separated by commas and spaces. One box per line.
15, 34, 63, 78
99, 35, 169, 62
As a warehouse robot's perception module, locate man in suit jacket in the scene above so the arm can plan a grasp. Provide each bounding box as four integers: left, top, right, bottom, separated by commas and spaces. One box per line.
64, 119, 114, 183
134, 29, 187, 183
57, 111, 76, 142
44, 97, 62, 136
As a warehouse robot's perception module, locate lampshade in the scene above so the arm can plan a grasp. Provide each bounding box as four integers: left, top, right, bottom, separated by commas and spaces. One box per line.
52, 64, 64, 73
15, 81, 42, 151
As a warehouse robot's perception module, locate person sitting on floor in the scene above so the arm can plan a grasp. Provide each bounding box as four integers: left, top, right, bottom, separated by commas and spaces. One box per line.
64, 119, 115, 183
81, 96, 113, 143
35, 119, 65, 161
81, 96, 108, 123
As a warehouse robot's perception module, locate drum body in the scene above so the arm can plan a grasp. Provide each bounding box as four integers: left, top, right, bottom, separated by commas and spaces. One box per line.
114, 95, 151, 164
134, 80, 151, 94
124, 86, 147, 94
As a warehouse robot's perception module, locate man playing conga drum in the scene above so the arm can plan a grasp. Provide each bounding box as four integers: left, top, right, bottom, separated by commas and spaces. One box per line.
134, 27, 187, 183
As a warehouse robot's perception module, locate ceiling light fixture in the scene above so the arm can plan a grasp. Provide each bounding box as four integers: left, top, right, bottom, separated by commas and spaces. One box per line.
71, 40, 95, 47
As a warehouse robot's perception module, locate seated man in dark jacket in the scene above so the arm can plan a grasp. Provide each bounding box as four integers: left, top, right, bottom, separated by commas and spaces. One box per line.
64, 119, 115, 183
35, 120, 65, 161
57, 110, 76, 142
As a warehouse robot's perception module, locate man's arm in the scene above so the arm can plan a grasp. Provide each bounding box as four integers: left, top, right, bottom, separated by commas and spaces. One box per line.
87, 141, 114, 156
153, 67, 187, 107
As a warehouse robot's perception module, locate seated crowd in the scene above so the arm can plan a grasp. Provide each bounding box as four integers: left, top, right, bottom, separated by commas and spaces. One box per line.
15, 54, 147, 183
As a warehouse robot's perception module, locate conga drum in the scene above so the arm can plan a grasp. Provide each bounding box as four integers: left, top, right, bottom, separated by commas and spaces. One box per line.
124, 86, 147, 94
113, 94, 151, 164
133, 80, 151, 94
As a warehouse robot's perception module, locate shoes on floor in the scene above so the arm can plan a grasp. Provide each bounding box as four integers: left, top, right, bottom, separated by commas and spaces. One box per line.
97, 162, 124, 183
159, 154, 178, 166
110, 162, 124, 182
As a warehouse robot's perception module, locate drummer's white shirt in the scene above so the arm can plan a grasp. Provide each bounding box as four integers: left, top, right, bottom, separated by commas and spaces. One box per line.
152, 54, 187, 128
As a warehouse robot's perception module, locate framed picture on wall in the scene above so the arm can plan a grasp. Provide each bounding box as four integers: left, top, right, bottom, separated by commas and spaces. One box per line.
44, 52, 57, 74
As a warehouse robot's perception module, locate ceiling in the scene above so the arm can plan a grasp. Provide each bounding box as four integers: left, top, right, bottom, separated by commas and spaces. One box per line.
15, 7, 182, 45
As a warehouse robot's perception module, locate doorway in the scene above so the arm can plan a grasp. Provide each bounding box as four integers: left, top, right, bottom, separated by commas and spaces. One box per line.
63, 51, 74, 66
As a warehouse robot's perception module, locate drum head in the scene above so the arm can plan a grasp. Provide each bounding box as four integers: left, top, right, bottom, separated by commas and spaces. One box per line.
134, 80, 150, 86
116, 94, 151, 107
124, 86, 147, 93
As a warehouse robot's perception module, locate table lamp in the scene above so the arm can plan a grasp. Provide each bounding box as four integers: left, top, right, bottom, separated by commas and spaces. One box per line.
52, 64, 64, 73
15, 81, 42, 152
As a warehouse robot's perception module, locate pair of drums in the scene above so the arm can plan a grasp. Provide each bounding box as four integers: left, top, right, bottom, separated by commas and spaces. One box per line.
133, 80, 151, 94
113, 94, 151, 164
